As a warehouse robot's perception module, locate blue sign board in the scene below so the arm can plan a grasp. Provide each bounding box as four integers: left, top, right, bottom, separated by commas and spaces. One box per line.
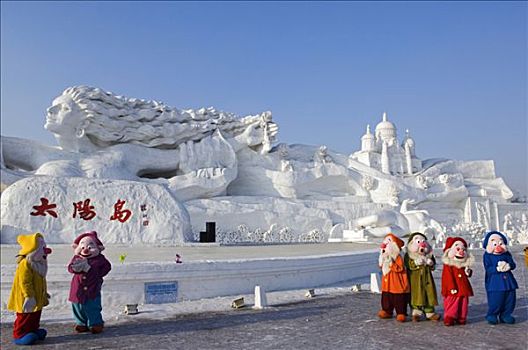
144, 281, 178, 304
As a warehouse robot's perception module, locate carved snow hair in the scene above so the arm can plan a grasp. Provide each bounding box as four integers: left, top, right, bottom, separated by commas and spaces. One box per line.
58, 86, 278, 150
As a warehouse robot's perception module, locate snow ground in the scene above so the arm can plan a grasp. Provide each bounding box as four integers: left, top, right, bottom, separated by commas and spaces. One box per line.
108, 278, 372, 326
1, 275, 371, 325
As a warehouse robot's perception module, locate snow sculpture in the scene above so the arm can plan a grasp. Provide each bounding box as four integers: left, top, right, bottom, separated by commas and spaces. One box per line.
348, 199, 444, 239
416, 175, 429, 190
1, 176, 192, 244
399, 199, 444, 236
518, 214, 528, 244
435, 230, 446, 248
1, 86, 526, 245
361, 175, 375, 191
277, 144, 289, 158
388, 184, 400, 207
476, 203, 490, 229
45, 86, 278, 152
2, 86, 278, 201
351, 113, 422, 175
351, 209, 409, 238
502, 213, 515, 242
314, 145, 333, 165
277, 144, 293, 172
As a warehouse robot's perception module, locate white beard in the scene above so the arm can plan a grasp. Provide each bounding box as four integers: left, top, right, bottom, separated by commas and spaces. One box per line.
380, 242, 400, 276
381, 258, 391, 276
441, 251, 475, 268
27, 250, 48, 277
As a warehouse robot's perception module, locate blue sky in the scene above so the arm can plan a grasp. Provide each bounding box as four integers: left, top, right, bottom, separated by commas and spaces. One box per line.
1, 1, 526, 194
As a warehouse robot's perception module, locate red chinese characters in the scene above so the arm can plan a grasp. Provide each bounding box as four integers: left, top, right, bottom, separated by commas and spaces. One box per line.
30, 198, 58, 218
110, 199, 132, 223
31, 197, 140, 224
73, 199, 96, 220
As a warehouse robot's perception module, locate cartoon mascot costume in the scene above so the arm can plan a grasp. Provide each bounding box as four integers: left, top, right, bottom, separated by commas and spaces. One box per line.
404, 232, 440, 321
378, 233, 410, 322
8, 233, 52, 345
441, 236, 474, 326
483, 231, 518, 324
68, 231, 111, 334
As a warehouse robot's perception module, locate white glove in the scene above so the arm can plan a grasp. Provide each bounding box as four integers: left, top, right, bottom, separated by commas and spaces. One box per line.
72, 258, 90, 273
80, 259, 91, 272
415, 257, 425, 266
497, 260, 507, 272
426, 258, 434, 266
502, 262, 511, 272
465, 267, 473, 277
450, 289, 458, 295
71, 261, 84, 272
22, 297, 36, 313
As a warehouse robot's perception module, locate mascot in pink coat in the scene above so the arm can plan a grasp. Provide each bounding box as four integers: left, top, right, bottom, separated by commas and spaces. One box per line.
68, 231, 111, 333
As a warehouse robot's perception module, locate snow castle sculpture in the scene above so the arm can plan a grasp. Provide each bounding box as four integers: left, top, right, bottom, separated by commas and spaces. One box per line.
351, 113, 421, 176
1, 86, 526, 245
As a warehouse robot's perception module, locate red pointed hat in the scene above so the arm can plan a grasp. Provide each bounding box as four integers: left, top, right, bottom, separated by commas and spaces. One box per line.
73, 231, 103, 247
385, 233, 404, 249
444, 236, 467, 252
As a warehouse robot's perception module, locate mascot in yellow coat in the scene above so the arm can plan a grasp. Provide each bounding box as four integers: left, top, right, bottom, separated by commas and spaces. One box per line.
8, 233, 52, 345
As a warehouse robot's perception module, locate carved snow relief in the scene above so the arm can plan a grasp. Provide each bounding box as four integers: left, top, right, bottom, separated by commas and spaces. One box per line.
1, 87, 526, 245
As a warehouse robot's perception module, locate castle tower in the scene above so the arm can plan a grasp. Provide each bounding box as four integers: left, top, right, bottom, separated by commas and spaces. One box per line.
361, 124, 376, 152
381, 140, 390, 174
375, 112, 397, 146
351, 112, 422, 175
401, 129, 416, 157
404, 141, 413, 175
